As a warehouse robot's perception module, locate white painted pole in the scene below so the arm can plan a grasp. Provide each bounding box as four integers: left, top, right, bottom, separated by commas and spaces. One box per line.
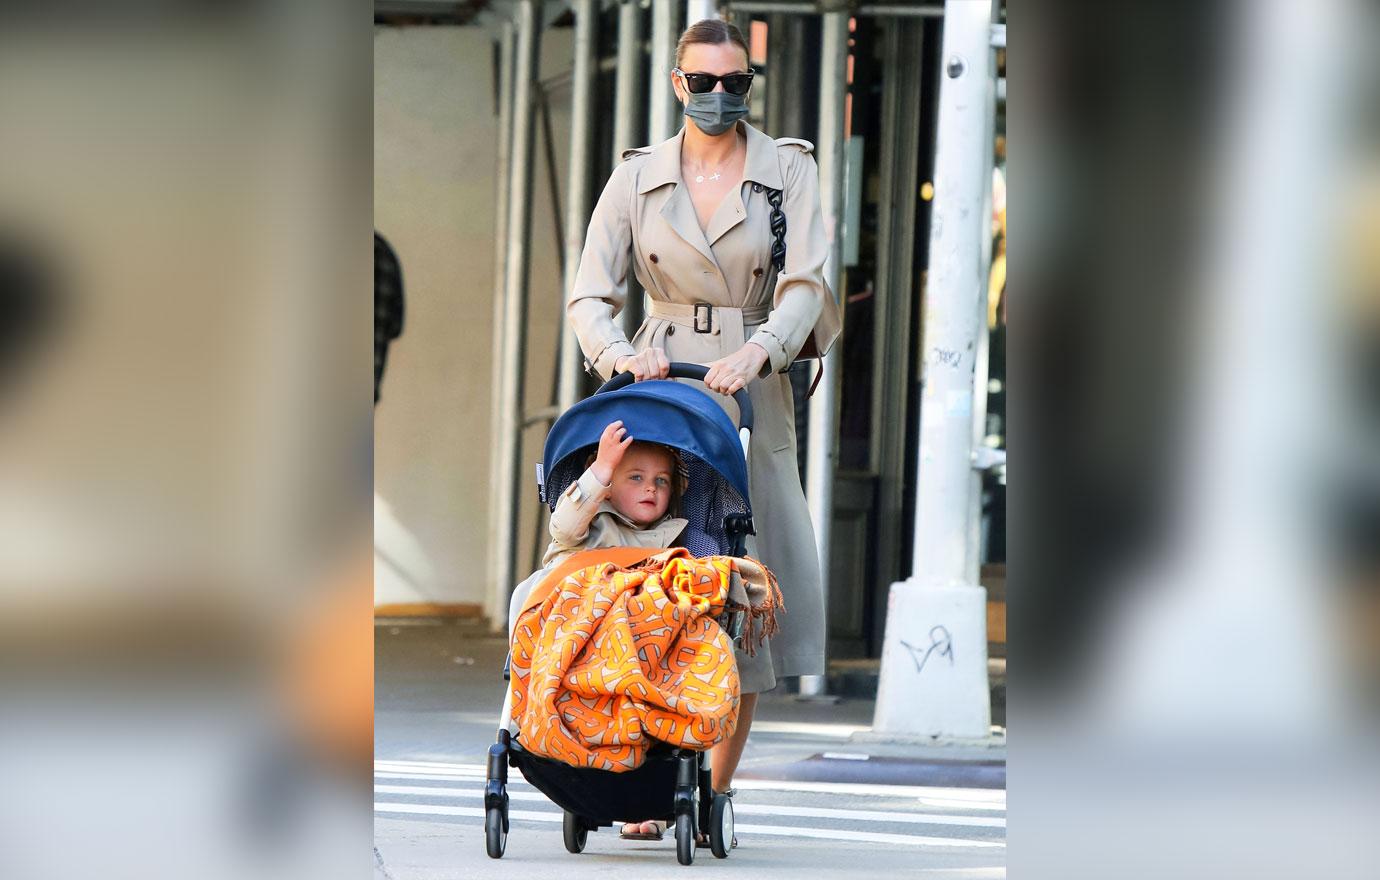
648, 0, 680, 143
559, 0, 598, 413
873, 0, 998, 738
484, 21, 516, 629
485, 0, 541, 631
613, 0, 646, 341
798, 10, 849, 701
685, 1, 718, 25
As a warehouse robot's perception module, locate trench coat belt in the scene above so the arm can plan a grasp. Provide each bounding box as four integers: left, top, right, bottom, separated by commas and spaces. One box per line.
645, 299, 772, 334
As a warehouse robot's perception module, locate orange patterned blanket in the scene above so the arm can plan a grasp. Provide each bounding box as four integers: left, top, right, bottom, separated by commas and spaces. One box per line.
509, 547, 780, 772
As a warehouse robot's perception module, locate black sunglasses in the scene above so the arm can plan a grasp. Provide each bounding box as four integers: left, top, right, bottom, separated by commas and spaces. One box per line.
674, 68, 755, 96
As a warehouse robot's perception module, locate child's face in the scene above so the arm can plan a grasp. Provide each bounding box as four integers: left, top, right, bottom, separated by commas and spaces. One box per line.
608, 444, 676, 527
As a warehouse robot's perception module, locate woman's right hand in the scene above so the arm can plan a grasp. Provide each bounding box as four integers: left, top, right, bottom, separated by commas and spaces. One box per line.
614, 347, 670, 382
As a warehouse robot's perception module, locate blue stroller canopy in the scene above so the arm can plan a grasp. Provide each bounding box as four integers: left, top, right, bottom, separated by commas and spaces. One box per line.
540, 378, 753, 559
542, 379, 750, 506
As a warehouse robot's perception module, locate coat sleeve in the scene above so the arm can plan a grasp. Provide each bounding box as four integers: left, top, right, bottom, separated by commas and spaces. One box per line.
748, 147, 829, 375
547, 466, 612, 552
567, 159, 640, 381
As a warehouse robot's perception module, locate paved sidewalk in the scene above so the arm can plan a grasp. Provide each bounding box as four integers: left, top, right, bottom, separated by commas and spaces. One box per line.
374, 616, 1005, 784
375, 616, 1005, 878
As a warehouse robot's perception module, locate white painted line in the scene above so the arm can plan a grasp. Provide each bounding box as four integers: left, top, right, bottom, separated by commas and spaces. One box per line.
374, 763, 1005, 809
373, 803, 1003, 849
376, 760, 488, 772
747, 721, 873, 738
820, 752, 871, 760
374, 784, 550, 803
375, 802, 560, 823
733, 822, 1004, 849
373, 784, 1005, 829
731, 777, 1006, 806
374, 767, 488, 779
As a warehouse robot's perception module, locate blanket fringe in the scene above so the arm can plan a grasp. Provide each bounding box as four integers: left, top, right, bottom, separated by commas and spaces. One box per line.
732, 556, 785, 657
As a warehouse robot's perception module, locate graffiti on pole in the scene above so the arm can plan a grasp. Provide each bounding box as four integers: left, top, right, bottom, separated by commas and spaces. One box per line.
899, 625, 954, 676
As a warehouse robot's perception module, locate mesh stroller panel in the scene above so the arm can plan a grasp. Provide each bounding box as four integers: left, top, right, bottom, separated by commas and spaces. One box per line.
544, 446, 749, 558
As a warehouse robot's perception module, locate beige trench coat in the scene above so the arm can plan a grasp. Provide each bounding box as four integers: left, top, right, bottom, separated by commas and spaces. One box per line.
567, 121, 842, 691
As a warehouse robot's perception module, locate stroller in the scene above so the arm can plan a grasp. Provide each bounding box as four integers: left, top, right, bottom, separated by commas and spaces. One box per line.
485, 363, 757, 866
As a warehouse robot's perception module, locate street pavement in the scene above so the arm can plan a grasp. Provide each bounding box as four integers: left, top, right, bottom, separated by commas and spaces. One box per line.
374, 617, 1006, 879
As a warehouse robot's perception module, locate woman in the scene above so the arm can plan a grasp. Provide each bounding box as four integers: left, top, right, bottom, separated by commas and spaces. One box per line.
566, 18, 841, 843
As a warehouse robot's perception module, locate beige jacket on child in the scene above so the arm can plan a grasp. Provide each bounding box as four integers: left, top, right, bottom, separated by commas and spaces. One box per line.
508, 466, 687, 638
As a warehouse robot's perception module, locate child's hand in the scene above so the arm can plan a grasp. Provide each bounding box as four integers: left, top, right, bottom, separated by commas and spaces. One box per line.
591, 420, 633, 485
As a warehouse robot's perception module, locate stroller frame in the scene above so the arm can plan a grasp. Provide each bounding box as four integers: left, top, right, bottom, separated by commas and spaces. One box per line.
485, 364, 756, 865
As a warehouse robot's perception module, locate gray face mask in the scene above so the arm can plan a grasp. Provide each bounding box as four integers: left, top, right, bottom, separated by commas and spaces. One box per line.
683, 91, 750, 136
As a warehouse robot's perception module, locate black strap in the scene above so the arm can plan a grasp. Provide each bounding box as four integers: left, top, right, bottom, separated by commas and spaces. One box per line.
765, 187, 786, 272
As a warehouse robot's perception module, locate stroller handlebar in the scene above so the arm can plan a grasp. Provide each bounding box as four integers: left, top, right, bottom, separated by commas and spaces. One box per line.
595, 362, 754, 433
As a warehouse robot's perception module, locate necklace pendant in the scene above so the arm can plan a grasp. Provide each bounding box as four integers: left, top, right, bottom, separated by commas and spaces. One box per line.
695, 175, 705, 183
710, 171, 721, 181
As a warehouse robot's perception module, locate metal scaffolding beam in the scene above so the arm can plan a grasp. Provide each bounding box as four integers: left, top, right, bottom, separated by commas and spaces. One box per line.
613, 0, 646, 340
648, 1, 681, 143
485, 0, 542, 631
725, 1, 943, 16
559, 0, 598, 412
685, 1, 719, 24
798, 9, 849, 701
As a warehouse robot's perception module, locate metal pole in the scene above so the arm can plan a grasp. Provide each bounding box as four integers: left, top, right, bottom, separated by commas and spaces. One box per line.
873, 0, 998, 738
798, 10, 848, 701
484, 21, 516, 628
486, 0, 542, 631
685, 0, 718, 24
614, 0, 646, 340
967, 49, 999, 578
727, 1, 943, 15
648, 0, 680, 143
559, 0, 598, 412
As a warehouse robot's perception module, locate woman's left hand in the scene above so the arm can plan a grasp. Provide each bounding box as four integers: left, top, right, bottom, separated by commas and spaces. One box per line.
703, 342, 769, 395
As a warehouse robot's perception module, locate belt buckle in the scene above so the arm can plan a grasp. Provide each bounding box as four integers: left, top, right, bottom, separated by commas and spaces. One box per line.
693, 302, 713, 334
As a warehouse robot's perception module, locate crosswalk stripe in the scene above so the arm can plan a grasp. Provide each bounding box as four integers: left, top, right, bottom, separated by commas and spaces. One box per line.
373, 761, 1005, 810
373, 784, 1005, 828
373, 803, 1003, 849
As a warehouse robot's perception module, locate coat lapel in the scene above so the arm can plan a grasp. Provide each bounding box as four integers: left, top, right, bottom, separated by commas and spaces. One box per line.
661, 184, 720, 269
636, 130, 716, 269
705, 123, 783, 246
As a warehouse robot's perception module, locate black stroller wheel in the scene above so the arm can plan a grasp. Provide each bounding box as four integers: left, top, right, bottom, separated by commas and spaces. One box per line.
562, 811, 588, 854
675, 812, 696, 865
709, 794, 733, 859
484, 806, 506, 859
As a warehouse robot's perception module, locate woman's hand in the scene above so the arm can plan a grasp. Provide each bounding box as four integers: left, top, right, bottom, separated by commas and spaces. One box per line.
703, 342, 769, 395
614, 347, 670, 382
591, 420, 633, 485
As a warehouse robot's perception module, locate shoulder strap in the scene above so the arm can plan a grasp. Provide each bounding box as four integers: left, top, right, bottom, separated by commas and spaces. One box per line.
765, 187, 786, 272
765, 140, 790, 272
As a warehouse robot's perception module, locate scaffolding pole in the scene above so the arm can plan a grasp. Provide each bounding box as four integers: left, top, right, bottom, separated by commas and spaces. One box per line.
648, 1, 681, 143
685, 0, 719, 24
558, 0, 598, 412
873, 0, 998, 737
798, 9, 849, 701
485, 0, 542, 631
613, 0, 646, 340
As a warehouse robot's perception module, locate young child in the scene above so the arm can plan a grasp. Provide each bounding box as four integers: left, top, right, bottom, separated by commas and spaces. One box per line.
506, 419, 688, 637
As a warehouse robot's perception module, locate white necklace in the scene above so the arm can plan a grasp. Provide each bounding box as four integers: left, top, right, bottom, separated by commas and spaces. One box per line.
686, 139, 742, 185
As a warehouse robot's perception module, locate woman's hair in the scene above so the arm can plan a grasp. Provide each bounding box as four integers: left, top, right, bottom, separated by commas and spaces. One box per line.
676, 19, 750, 69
